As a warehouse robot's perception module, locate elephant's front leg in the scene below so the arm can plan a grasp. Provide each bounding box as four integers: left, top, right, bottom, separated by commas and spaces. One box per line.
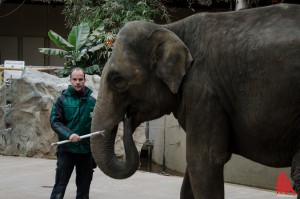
183, 99, 232, 198
181, 168, 195, 199
186, 159, 226, 199
180, 164, 225, 199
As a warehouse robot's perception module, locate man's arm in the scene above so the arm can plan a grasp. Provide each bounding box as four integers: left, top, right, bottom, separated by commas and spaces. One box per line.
50, 96, 79, 142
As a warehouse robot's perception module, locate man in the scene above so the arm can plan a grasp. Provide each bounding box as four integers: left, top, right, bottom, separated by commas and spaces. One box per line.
50, 67, 96, 199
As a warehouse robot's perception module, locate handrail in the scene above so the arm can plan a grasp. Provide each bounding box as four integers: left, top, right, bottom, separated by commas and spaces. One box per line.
0, 67, 57, 71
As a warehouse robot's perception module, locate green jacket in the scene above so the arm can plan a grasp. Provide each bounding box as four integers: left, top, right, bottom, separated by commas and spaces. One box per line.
50, 85, 96, 153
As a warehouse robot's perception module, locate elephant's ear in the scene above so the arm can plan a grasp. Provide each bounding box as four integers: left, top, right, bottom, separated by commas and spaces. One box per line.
150, 29, 193, 94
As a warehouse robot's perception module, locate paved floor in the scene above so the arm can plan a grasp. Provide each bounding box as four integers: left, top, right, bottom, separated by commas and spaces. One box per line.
0, 155, 294, 199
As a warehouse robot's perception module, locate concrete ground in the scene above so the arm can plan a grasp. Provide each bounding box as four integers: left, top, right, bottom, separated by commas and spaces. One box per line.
0, 155, 293, 199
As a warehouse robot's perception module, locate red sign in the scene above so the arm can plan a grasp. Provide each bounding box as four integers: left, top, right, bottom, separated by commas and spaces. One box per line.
276, 172, 296, 195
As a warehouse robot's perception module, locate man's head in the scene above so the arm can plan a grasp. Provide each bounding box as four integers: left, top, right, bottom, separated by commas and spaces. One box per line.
70, 67, 86, 92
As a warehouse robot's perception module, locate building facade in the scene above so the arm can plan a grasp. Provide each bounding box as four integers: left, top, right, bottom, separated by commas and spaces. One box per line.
0, 0, 66, 66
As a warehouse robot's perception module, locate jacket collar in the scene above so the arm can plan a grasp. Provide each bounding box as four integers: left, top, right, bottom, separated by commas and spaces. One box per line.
62, 85, 93, 97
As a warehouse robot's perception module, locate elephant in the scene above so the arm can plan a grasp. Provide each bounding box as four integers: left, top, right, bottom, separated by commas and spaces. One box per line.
91, 3, 300, 199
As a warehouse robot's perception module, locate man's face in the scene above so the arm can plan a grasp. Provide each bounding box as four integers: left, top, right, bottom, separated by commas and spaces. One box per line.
70, 70, 86, 92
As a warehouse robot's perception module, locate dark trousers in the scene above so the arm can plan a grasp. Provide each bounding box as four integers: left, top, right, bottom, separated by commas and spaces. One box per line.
50, 151, 94, 199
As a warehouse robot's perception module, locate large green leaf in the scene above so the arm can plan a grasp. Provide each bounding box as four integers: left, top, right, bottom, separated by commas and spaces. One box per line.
68, 23, 90, 52
88, 44, 104, 53
84, 65, 100, 75
55, 68, 70, 78
38, 48, 68, 58
90, 24, 105, 37
76, 52, 89, 62
48, 30, 74, 50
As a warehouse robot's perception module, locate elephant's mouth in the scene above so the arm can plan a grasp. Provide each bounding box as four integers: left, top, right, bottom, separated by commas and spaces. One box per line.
125, 106, 132, 119
124, 106, 137, 130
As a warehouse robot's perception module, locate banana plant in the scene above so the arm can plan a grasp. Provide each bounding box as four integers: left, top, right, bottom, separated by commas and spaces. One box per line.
39, 22, 114, 77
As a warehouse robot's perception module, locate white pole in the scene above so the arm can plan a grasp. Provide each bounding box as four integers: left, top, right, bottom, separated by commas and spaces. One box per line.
51, 130, 105, 146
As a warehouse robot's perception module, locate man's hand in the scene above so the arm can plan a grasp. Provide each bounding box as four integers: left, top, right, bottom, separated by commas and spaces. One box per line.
69, 134, 81, 142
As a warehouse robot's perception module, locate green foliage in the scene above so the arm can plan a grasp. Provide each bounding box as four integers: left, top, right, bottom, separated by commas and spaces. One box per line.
63, 0, 169, 33
39, 22, 113, 77
40, 0, 169, 77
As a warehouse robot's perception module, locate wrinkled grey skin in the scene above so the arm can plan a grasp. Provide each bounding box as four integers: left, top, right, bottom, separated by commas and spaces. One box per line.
91, 4, 300, 199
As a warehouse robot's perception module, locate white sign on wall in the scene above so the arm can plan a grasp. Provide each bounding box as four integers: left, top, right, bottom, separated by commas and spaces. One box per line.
3, 60, 25, 81
4, 60, 25, 69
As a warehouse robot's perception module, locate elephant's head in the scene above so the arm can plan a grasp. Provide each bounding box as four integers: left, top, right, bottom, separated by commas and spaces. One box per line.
91, 21, 193, 179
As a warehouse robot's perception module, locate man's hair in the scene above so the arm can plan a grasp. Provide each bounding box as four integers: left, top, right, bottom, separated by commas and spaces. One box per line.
70, 67, 86, 79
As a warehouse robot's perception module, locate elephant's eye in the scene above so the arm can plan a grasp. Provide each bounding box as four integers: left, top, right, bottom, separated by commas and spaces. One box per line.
110, 74, 128, 90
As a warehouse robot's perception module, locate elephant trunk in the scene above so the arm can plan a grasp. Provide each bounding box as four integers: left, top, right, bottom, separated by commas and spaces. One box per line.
91, 116, 140, 179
